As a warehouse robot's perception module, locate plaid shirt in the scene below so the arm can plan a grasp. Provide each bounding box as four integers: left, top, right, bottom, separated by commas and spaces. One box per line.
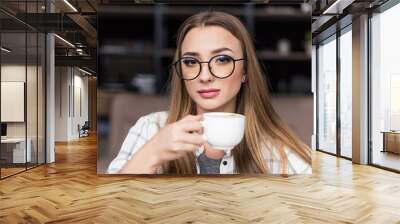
107, 111, 312, 175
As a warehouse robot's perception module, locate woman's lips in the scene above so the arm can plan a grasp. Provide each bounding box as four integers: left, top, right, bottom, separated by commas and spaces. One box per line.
197, 89, 220, 99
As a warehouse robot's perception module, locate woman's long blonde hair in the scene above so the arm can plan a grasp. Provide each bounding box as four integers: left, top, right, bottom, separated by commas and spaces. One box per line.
162, 11, 311, 174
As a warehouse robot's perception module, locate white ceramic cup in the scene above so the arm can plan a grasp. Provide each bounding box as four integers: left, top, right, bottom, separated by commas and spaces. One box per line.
200, 112, 246, 151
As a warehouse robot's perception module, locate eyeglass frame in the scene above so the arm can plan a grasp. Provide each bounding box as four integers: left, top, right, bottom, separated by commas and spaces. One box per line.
172, 54, 246, 81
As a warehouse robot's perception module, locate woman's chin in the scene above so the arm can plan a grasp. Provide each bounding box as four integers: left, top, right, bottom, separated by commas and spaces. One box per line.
200, 107, 221, 113
196, 101, 224, 112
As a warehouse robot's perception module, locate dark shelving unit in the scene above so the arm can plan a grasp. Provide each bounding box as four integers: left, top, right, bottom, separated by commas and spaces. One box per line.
98, 3, 311, 95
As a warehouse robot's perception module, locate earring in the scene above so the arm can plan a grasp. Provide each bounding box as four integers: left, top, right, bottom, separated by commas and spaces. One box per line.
242, 75, 247, 83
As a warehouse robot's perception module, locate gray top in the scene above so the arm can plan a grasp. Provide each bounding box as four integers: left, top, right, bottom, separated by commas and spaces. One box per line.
197, 152, 222, 174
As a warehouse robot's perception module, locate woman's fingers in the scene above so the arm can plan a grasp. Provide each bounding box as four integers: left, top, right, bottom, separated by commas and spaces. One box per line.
180, 121, 203, 133
171, 142, 200, 153
180, 132, 204, 146
156, 114, 204, 163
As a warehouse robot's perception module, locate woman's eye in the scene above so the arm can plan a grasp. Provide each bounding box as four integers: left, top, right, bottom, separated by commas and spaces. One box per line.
182, 59, 197, 66
215, 55, 232, 64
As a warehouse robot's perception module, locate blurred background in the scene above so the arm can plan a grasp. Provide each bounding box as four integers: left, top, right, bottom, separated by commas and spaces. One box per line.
96, 2, 312, 173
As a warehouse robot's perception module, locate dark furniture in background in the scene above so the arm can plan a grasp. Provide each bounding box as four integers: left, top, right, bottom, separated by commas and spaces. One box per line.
79, 121, 90, 138
1, 123, 7, 138
98, 3, 311, 95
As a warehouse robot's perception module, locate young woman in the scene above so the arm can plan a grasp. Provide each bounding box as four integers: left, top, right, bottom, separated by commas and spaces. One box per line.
107, 11, 311, 175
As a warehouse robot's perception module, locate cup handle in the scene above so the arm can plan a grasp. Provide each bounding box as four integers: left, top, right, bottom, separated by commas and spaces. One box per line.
200, 120, 207, 141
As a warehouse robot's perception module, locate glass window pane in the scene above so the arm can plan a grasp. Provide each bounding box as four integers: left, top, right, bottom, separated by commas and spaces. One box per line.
371, 3, 400, 171
1, 0, 46, 179
1, 30, 28, 177
318, 35, 337, 154
27, 30, 38, 169
340, 28, 352, 158
26, 0, 39, 169
38, 32, 45, 165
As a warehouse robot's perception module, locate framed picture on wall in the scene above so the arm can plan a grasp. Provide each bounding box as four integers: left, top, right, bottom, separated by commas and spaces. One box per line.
1, 81, 25, 122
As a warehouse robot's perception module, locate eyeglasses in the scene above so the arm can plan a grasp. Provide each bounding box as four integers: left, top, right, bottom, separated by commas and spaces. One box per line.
173, 54, 245, 80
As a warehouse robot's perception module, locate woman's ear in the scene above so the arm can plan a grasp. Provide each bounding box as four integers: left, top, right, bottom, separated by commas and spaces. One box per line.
241, 74, 248, 83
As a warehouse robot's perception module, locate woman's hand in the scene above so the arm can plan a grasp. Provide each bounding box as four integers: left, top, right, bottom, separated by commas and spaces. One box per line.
118, 114, 205, 174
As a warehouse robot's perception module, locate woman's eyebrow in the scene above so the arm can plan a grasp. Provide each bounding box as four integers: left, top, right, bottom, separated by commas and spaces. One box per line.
182, 47, 234, 57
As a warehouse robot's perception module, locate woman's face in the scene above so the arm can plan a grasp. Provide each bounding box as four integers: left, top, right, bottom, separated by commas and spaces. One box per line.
180, 25, 245, 114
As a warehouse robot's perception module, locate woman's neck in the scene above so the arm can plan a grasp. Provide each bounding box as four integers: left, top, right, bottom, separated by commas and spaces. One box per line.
203, 143, 226, 159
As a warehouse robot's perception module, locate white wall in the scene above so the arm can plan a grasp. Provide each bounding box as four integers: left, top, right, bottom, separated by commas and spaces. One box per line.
72, 73, 89, 138
55, 66, 89, 141
1, 65, 26, 129
1, 63, 46, 164
1, 65, 39, 138
55, 66, 69, 141
1, 65, 27, 141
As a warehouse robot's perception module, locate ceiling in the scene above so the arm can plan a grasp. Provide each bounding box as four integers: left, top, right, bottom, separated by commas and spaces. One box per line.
1, 1, 98, 72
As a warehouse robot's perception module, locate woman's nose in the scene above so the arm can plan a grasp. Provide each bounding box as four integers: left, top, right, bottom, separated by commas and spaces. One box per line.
198, 63, 214, 83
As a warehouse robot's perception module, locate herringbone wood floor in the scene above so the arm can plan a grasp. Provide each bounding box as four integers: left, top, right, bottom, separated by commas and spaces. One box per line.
1, 135, 400, 224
